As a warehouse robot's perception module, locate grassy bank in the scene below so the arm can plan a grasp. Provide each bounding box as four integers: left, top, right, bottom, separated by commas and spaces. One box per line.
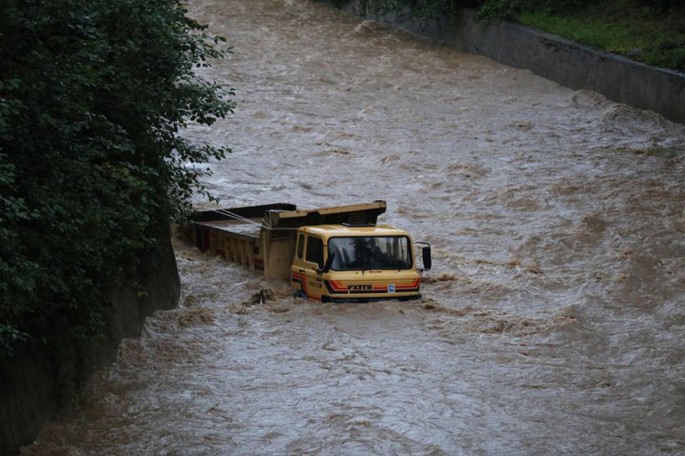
513, 2, 685, 73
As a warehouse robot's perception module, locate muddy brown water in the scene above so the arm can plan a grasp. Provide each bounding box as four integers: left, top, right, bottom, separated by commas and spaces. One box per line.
23, 0, 685, 454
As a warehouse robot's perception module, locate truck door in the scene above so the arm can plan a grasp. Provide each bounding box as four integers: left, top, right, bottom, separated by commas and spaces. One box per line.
294, 234, 325, 301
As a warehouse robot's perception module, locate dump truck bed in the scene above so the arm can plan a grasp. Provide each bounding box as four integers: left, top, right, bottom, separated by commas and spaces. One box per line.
189, 201, 387, 279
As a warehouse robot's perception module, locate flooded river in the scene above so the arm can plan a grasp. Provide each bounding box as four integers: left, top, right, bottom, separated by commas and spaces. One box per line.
24, 0, 685, 454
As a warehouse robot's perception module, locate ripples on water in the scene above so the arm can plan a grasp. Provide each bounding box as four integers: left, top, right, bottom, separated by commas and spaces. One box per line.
23, 0, 684, 454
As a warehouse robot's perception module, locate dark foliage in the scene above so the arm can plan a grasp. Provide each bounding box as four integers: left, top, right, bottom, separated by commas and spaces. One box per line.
0, 0, 234, 359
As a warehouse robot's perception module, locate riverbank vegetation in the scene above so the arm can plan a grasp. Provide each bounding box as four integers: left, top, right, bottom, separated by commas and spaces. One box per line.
491, 0, 685, 73
0, 0, 234, 361
348, 0, 685, 72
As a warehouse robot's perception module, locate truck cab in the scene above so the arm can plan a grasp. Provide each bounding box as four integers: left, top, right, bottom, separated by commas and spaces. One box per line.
291, 224, 431, 302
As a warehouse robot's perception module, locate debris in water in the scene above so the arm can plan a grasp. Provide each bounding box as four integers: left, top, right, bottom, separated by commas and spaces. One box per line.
244, 288, 275, 306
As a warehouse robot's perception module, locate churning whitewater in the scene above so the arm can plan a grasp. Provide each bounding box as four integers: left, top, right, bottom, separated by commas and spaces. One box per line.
24, 0, 684, 455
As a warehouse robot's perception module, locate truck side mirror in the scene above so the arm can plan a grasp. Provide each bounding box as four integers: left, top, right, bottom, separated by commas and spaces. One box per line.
422, 245, 432, 270
318, 250, 335, 274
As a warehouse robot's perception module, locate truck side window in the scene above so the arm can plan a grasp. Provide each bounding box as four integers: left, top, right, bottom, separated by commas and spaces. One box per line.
305, 236, 324, 269
297, 234, 305, 259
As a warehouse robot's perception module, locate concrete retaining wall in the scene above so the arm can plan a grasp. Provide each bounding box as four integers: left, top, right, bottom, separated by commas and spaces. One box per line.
326, 1, 685, 125
0, 233, 180, 455
450, 9, 685, 125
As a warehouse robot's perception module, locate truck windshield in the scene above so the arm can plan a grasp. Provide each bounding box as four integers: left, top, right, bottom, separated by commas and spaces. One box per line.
328, 236, 412, 271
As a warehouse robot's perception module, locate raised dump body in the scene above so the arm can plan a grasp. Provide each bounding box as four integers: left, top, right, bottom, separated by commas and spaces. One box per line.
190, 201, 388, 280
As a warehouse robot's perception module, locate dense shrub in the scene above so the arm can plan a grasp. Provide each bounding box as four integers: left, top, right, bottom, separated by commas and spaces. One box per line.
0, 0, 234, 360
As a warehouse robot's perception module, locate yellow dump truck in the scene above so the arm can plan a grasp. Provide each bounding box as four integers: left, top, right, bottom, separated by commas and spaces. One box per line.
189, 201, 431, 302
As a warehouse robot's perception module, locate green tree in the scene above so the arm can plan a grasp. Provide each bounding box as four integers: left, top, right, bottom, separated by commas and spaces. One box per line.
0, 0, 234, 359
